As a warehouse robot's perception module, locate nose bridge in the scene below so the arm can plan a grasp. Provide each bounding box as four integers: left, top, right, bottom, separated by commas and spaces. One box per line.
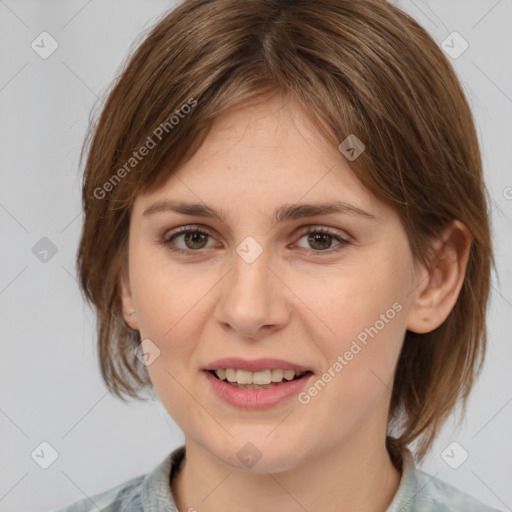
215, 239, 289, 337
228, 242, 273, 312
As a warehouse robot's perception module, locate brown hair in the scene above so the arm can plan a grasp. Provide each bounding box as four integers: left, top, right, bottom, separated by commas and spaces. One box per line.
76, 0, 494, 461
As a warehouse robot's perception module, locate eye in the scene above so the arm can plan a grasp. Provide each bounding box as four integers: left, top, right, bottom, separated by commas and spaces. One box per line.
160, 225, 351, 256
162, 226, 215, 254
294, 227, 350, 253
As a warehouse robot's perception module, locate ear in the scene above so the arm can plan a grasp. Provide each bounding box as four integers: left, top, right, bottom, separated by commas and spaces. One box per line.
119, 265, 139, 331
406, 220, 472, 334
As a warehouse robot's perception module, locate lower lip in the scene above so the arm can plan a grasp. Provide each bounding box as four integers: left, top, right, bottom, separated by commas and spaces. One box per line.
204, 371, 312, 409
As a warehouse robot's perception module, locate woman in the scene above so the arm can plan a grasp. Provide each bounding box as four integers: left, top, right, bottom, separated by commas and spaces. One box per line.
57, 0, 499, 510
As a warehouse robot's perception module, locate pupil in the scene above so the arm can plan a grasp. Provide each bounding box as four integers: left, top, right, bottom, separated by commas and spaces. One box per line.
186, 232, 207, 249
309, 233, 331, 250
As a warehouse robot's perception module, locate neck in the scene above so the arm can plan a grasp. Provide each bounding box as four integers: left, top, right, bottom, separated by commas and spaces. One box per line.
171, 435, 401, 512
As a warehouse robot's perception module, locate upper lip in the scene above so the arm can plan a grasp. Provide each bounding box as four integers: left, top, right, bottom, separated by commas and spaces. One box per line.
204, 357, 312, 373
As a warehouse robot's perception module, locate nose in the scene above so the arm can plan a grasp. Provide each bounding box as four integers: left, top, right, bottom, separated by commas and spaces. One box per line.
214, 245, 291, 340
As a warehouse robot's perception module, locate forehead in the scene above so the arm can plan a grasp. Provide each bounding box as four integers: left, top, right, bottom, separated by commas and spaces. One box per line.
198, 97, 335, 167
133, 97, 385, 221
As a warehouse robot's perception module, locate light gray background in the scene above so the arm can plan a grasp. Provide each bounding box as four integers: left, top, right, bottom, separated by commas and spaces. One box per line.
0, 1, 511, 511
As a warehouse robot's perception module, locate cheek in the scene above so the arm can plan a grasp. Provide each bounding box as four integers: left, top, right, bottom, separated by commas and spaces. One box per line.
130, 247, 214, 345
129, 251, 216, 402
301, 296, 405, 440
312, 255, 409, 398
319, 258, 407, 347
131, 259, 213, 433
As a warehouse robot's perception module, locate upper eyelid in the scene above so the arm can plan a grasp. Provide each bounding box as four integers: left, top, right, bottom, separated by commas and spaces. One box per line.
163, 224, 216, 241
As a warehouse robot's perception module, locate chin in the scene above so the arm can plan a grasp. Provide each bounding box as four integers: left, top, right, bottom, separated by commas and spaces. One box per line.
206, 436, 305, 474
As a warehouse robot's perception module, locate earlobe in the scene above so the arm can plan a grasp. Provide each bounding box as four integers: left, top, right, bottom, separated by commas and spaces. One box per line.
406, 220, 472, 334
119, 267, 139, 331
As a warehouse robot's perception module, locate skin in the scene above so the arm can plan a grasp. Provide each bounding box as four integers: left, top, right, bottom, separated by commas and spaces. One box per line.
120, 96, 471, 512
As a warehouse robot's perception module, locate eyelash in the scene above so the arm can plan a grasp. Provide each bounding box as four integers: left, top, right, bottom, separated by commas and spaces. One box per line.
160, 225, 351, 256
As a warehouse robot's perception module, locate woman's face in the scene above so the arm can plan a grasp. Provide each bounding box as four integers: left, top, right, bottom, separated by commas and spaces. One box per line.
122, 97, 422, 472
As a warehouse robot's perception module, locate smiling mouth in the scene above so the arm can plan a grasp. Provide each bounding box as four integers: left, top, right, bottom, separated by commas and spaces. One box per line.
208, 368, 313, 389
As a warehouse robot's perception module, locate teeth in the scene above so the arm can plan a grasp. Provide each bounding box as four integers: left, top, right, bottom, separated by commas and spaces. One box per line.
283, 370, 296, 381
252, 369, 272, 385
214, 368, 305, 385
225, 368, 236, 382
236, 369, 253, 384
271, 369, 284, 382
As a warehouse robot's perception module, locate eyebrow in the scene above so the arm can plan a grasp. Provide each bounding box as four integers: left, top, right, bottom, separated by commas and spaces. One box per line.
142, 199, 377, 224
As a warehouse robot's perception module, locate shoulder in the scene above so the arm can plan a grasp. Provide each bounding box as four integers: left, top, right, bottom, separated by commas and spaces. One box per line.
51, 473, 145, 512
410, 469, 502, 512
52, 446, 185, 512
387, 449, 502, 512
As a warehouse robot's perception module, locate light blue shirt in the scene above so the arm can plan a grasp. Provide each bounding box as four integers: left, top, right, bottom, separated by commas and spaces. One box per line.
53, 445, 502, 511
